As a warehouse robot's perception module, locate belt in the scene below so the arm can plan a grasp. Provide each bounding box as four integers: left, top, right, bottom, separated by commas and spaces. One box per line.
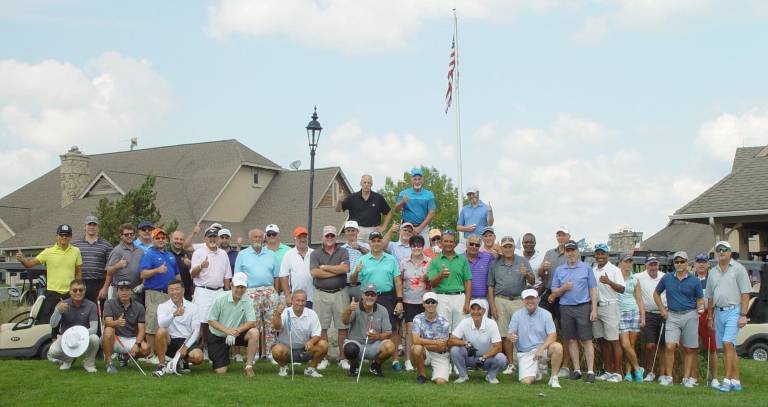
377, 290, 394, 296
195, 285, 222, 291
437, 291, 463, 295
247, 285, 273, 290
146, 288, 167, 294
346, 283, 360, 287
496, 294, 519, 301
316, 287, 343, 294
598, 301, 617, 307
716, 305, 737, 311
669, 309, 696, 314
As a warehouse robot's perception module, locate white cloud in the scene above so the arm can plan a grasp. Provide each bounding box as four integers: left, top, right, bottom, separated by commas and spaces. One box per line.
552, 113, 609, 142
697, 109, 768, 161
0, 52, 172, 197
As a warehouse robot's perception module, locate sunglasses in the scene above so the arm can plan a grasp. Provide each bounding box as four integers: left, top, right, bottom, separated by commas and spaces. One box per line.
324, 234, 336, 238
424, 299, 437, 305
364, 292, 377, 297
716, 247, 730, 253
70, 288, 84, 293
674, 260, 687, 265
266, 232, 278, 237
140, 228, 153, 232
122, 232, 135, 237
467, 242, 481, 248
58, 234, 72, 237
431, 237, 441, 242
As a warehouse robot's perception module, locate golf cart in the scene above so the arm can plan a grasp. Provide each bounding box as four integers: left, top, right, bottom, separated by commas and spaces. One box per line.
736, 262, 768, 361
0, 294, 52, 358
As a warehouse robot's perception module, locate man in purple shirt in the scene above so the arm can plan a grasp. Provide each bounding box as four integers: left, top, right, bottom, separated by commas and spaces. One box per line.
549, 240, 598, 383
463, 235, 493, 314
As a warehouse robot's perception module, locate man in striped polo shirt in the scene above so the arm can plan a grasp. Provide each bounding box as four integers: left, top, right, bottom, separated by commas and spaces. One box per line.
71, 215, 113, 307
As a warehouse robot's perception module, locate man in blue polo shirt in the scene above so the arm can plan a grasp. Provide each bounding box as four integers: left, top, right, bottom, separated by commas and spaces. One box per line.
351, 230, 404, 371
456, 186, 493, 238
140, 228, 180, 361
549, 240, 597, 383
395, 167, 436, 240
653, 251, 703, 388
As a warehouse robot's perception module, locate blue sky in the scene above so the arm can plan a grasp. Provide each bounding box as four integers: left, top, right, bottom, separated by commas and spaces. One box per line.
2, 0, 768, 248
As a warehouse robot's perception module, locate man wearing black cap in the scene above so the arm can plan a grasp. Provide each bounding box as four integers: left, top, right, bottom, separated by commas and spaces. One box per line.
17, 224, 83, 326
103, 280, 150, 373
71, 215, 113, 305
341, 283, 396, 378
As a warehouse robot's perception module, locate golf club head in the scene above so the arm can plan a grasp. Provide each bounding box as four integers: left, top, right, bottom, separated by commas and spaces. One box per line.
167, 353, 182, 375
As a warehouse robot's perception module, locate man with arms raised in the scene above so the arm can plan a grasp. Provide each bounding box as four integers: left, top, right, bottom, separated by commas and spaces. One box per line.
336, 174, 393, 241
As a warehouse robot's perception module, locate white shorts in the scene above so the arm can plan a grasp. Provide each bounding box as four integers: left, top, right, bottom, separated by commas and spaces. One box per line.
112, 336, 137, 354
517, 349, 548, 381
425, 350, 451, 382
193, 287, 224, 323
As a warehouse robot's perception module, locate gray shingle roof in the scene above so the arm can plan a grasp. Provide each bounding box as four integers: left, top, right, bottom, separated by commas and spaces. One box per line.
731, 146, 765, 172
641, 221, 715, 256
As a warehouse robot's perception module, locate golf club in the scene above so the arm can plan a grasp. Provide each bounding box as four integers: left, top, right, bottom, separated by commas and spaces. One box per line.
114, 335, 147, 376
649, 322, 665, 380
287, 308, 294, 381
357, 316, 373, 383
706, 333, 711, 384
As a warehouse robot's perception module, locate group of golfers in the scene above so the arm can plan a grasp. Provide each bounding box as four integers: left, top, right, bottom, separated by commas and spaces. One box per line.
14, 170, 754, 393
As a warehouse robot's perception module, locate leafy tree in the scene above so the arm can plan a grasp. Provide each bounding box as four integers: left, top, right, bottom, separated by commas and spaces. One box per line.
378, 166, 460, 237
94, 175, 178, 245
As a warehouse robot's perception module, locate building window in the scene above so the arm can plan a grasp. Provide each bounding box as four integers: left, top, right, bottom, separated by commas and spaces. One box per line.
252, 168, 259, 186
331, 180, 339, 203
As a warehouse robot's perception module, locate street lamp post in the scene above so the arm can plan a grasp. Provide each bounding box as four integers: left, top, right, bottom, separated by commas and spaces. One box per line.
306, 107, 322, 243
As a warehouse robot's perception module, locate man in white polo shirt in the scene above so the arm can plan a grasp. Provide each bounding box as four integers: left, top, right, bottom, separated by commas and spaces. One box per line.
591, 243, 625, 382
154, 280, 204, 376
635, 256, 668, 382
279, 226, 315, 308
449, 299, 507, 384
271, 290, 327, 378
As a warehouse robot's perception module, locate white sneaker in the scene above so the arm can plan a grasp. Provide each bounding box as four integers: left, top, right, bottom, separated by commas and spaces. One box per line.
59, 360, 72, 370
339, 359, 351, 370
607, 373, 621, 383
278, 366, 288, 377
502, 364, 516, 375
485, 375, 499, 384
710, 378, 721, 389
688, 377, 698, 387
557, 367, 570, 378
643, 372, 656, 382
596, 371, 610, 381
233, 354, 244, 363
549, 376, 562, 389
659, 375, 673, 386
84, 365, 98, 373
404, 360, 414, 372
683, 377, 695, 388
304, 367, 323, 378
317, 359, 329, 370
454, 375, 470, 384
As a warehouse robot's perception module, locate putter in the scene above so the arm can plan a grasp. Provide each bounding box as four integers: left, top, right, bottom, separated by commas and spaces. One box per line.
357, 316, 373, 383
287, 308, 294, 381
705, 334, 711, 384
166, 352, 182, 376
115, 335, 147, 376
649, 322, 665, 379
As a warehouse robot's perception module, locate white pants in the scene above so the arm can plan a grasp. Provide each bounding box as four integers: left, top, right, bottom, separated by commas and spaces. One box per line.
436, 293, 465, 331
193, 287, 224, 323
48, 334, 100, 368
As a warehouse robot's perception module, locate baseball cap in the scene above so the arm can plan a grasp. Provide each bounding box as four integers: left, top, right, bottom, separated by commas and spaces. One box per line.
422, 292, 438, 303
209, 223, 223, 230
293, 226, 309, 237
594, 243, 609, 253
343, 220, 359, 230
620, 252, 634, 262
500, 236, 515, 247
645, 256, 659, 265
57, 224, 73, 236
400, 222, 414, 230
137, 220, 153, 230
265, 224, 280, 234
84, 215, 99, 225
481, 226, 495, 235
232, 272, 248, 287
522, 289, 539, 299
322, 225, 337, 236
218, 228, 231, 237
715, 241, 731, 251
204, 228, 219, 237
694, 252, 709, 262
116, 280, 133, 288
564, 240, 578, 250
410, 167, 423, 177
556, 226, 570, 235
369, 231, 384, 240
673, 251, 689, 261
469, 299, 486, 308
465, 186, 479, 195
428, 229, 442, 239
151, 228, 167, 239
363, 283, 377, 294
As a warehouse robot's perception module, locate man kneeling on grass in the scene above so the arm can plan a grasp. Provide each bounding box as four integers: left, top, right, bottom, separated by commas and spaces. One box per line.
153, 280, 204, 377
341, 284, 396, 378
103, 280, 150, 374
448, 299, 507, 384
411, 292, 452, 384
207, 272, 259, 376
48, 279, 100, 373
271, 290, 327, 378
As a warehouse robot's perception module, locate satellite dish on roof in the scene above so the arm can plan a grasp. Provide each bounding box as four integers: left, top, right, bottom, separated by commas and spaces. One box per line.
289, 160, 301, 170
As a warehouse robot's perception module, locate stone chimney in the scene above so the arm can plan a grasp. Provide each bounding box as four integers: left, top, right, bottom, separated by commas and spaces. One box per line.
60, 146, 90, 207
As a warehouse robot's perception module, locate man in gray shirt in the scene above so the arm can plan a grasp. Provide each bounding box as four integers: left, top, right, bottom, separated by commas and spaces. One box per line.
106, 223, 144, 300
341, 283, 395, 378
487, 236, 534, 375
47, 279, 100, 372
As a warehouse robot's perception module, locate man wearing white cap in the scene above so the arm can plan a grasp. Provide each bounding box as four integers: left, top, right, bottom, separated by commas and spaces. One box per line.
265, 224, 291, 270
706, 241, 751, 393
411, 292, 452, 384
395, 167, 436, 240
217, 228, 239, 273
456, 186, 493, 238
47, 279, 99, 372
280, 226, 315, 308
336, 174, 393, 241
508, 289, 563, 388
341, 220, 369, 302
207, 272, 259, 376
310, 225, 351, 369
449, 299, 507, 384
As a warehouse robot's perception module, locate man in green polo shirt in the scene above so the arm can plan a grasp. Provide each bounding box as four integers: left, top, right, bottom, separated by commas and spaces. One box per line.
428, 230, 471, 330
351, 230, 404, 371
207, 272, 259, 376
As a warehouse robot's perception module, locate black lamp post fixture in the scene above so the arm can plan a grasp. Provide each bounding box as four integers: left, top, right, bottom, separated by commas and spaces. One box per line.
306, 107, 322, 243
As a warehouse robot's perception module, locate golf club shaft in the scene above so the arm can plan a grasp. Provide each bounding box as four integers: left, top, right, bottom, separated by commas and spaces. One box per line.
115, 335, 147, 376
357, 336, 369, 383
650, 322, 664, 377
288, 310, 294, 380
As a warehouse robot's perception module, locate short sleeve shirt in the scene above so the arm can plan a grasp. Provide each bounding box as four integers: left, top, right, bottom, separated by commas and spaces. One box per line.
487, 255, 532, 298
56, 298, 97, 333
107, 242, 144, 287
342, 191, 391, 227
397, 187, 436, 225
593, 261, 625, 303
104, 298, 145, 338
542, 247, 566, 289
277, 307, 322, 348
386, 241, 412, 263
71, 237, 112, 280
347, 304, 392, 343
310, 245, 350, 291
427, 253, 472, 293
656, 272, 702, 312
36, 244, 83, 294
342, 242, 370, 283
706, 260, 752, 307
617, 273, 639, 312
355, 252, 400, 293
269, 244, 291, 269
140, 247, 180, 290
451, 317, 502, 355
465, 252, 494, 298
509, 306, 556, 353
551, 261, 596, 306
457, 202, 489, 238
635, 271, 666, 312
207, 291, 257, 338
234, 247, 278, 288
279, 247, 315, 301
191, 246, 232, 288
412, 313, 451, 340
401, 257, 430, 304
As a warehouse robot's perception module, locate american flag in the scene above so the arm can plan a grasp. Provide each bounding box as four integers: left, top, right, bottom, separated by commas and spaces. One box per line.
445, 36, 456, 114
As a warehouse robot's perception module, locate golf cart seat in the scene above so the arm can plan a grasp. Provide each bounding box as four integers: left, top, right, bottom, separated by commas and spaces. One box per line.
0, 295, 52, 358
6, 295, 45, 327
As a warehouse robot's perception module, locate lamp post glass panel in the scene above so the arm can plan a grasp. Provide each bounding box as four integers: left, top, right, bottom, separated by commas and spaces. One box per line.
306, 107, 322, 243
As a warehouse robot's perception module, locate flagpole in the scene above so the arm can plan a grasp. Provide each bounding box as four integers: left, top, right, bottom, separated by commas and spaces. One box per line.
453, 9, 463, 241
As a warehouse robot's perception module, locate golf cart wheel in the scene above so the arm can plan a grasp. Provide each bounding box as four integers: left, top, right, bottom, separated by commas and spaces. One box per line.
748, 342, 768, 361
38, 340, 51, 360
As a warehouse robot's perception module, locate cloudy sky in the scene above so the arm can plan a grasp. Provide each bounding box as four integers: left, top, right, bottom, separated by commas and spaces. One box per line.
2, 0, 768, 248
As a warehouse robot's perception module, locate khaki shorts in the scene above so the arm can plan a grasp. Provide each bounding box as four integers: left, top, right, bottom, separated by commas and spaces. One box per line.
314, 289, 349, 330
144, 289, 170, 334
496, 296, 523, 336
593, 302, 620, 341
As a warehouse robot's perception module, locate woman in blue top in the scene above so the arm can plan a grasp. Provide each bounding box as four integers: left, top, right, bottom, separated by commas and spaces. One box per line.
616, 253, 645, 382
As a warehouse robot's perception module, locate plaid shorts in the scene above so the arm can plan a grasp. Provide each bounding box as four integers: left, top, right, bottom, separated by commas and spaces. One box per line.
619, 310, 640, 333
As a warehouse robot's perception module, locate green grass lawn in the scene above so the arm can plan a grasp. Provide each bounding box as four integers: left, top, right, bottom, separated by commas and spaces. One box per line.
0, 358, 765, 406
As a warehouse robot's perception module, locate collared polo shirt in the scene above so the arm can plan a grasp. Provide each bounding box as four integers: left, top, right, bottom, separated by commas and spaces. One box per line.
277, 307, 322, 348
279, 247, 315, 301
171, 247, 193, 292
487, 255, 532, 298
412, 312, 451, 340
267, 243, 291, 269
593, 261, 625, 303
522, 250, 544, 286
342, 190, 391, 227
347, 304, 392, 343
635, 271, 666, 312
457, 201, 489, 238
207, 291, 257, 338
104, 298, 145, 338
386, 240, 412, 263
451, 316, 502, 354
542, 247, 566, 289
140, 246, 180, 291
656, 271, 701, 312
551, 261, 596, 306
191, 246, 232, 288
234, 247, 278, 288
35, 244, 83, 294
465, 251, 493, 298
71, 237, 112, 280
342, 241, 370, 283
133, 238, 153, 253
107, 242, 144, 287
224, 247, 238, 273
706, 259, 752, 307
355, 252, 400, 293
509, 306, 556, 353
52, 298, 97, 334
397, 187, 436, 225
157, 298, 200, 346
310, 244, 350, 291
427, 253, 472, 293
401, 257, 430, 304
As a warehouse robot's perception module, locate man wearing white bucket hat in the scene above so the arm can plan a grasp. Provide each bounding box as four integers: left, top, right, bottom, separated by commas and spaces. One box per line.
47, 279, 100, 372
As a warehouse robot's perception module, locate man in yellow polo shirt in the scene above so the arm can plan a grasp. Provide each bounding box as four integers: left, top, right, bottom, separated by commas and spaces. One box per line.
17, 224, 83, 326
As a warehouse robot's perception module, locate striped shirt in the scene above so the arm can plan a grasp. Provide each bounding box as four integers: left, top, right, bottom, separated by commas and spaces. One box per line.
71, 237, 113, 280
